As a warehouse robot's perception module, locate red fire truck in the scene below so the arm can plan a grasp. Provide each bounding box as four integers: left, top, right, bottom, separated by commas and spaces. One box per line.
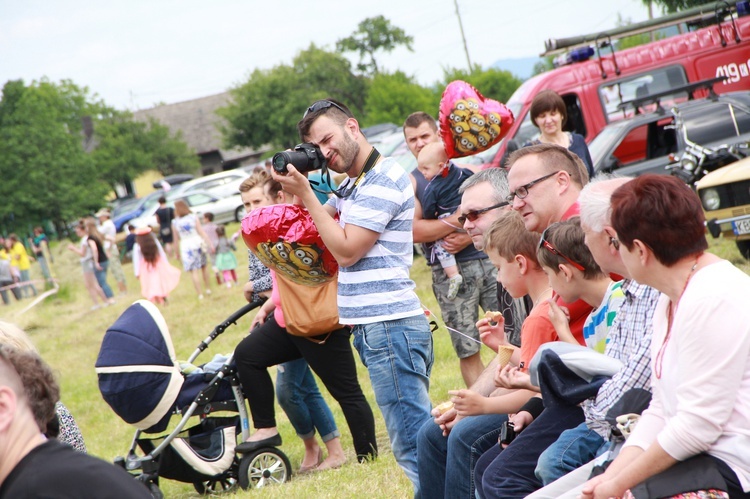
484, 0, 750, 167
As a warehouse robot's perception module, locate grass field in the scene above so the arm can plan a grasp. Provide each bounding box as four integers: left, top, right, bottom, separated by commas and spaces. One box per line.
4, 225, 748, 498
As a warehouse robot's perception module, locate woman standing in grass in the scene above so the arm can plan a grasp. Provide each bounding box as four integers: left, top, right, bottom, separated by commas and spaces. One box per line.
83, 219, 116, 305
172, 200, 213, 300
67, 221, 110, 310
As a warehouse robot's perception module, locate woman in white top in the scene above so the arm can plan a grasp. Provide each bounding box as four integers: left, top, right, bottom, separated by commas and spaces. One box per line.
172, 199, 214, 299
580, 175, 750, 499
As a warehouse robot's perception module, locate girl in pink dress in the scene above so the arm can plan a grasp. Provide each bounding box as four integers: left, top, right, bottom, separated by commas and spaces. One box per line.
133, 228, 181, 304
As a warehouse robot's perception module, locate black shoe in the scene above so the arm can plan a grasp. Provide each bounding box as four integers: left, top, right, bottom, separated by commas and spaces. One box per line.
236, 434, 282, 453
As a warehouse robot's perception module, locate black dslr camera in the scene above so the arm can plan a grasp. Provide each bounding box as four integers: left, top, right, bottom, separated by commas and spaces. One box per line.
272, 143, 327, 174
499, 421, 516, 445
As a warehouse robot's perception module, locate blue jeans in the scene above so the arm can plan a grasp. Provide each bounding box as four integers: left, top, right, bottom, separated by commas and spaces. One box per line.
94, 261, 114, 299
37, 255, 52, 282
418, 413, 507, 499
18, 269, 37, 297
276, 358, 340, 442
352, 314, 433, 497
535, 421, 606, 486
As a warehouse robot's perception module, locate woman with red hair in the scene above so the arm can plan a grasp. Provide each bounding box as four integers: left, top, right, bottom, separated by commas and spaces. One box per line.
581, 175, 750, 499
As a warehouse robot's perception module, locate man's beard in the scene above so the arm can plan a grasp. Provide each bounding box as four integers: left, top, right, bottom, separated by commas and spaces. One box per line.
330, 133, 360, 175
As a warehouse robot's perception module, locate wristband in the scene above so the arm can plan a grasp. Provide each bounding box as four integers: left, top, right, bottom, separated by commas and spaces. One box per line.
518, 397, 545, 420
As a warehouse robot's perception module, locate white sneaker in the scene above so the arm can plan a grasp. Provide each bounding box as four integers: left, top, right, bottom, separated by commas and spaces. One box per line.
447, 274, 463, 300
198, 294, 204, 300
205, 289, 212, 295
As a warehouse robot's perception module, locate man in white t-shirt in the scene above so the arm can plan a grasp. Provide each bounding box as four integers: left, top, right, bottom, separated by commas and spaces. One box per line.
272, 98, 433, 496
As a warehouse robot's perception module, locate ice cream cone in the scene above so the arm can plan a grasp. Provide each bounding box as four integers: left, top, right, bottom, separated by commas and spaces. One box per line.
496, 345, 515, 368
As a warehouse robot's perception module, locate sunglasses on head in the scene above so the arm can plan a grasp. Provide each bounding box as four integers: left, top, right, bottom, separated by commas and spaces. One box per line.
538, 227, 586, 271
303, 100, 349, 119
458, 201, 509, 226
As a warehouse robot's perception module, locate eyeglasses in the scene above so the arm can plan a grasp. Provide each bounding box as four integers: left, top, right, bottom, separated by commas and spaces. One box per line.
538, 227, 586, 271
506, 171, 560, 204
458, 201, 509, 226
303, 100, 349, 119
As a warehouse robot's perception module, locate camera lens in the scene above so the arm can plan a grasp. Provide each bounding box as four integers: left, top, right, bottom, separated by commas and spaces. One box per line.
272, 152, 291, 173
271, 144, 325, 174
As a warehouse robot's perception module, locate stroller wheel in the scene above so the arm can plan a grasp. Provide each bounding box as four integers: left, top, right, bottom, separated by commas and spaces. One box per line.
193, 474, 238, 495
238, 448, 292, 489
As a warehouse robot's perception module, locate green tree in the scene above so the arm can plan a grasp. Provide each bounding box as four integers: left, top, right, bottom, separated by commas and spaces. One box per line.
362, 71, 439, 127
439, 65, 523, 104
532, 56, 555, 76
0, 78, 200, 234
91, 112, 199, 196
220, 44, 367, 151
647, 0, 708, 13
336, 16, 414, 76
0, 79, 104, 234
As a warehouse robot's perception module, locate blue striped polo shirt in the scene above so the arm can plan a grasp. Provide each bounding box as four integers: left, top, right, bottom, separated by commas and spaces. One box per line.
327, 157, 423, 324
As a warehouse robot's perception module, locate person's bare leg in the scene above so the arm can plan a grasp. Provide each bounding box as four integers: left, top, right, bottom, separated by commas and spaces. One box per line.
317, 436, 346, 471
83, 273, 102, 305
190, 269, 203, 297
200, 264, 211, 293
299, 436, 323, 471
91, 274, 108, 302
460, 352, 485, 387
444, 264, 459, 278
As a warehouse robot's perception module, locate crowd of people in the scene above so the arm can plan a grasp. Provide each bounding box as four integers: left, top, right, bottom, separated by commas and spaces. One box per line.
2, 91, 749, 499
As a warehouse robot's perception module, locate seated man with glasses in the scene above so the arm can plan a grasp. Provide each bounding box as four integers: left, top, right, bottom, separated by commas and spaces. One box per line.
270, 98, 433, 496
505, 143, 593, 346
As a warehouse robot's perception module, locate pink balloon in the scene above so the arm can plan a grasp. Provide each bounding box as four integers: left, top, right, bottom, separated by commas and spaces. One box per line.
241, 204, 338, 285
439, 80, 514, 159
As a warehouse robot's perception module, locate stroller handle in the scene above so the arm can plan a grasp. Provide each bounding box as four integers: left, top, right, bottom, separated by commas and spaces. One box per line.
187, 299, 265, 364
225, 300, 264, 325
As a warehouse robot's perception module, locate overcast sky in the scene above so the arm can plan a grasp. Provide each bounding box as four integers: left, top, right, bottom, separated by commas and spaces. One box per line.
1, 0, 651, 110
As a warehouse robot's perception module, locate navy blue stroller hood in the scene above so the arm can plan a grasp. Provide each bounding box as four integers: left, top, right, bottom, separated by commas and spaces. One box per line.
96, 300, 184, 431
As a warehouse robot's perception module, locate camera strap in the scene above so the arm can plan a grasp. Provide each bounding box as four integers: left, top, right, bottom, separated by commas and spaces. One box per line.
332, 147, 381, 198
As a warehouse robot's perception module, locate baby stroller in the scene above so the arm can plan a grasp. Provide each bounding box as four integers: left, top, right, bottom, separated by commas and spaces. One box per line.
96, 299, 292, 498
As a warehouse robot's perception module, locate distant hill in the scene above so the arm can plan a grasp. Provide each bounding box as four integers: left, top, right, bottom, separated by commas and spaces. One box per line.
491, 56, 540, 80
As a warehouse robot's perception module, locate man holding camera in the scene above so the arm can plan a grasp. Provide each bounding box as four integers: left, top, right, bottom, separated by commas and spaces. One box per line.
271, 99, 433, 496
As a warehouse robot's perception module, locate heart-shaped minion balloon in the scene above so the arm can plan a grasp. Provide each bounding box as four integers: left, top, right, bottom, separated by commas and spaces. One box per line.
439, 80, 514, 159
242, 204, 338, 286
